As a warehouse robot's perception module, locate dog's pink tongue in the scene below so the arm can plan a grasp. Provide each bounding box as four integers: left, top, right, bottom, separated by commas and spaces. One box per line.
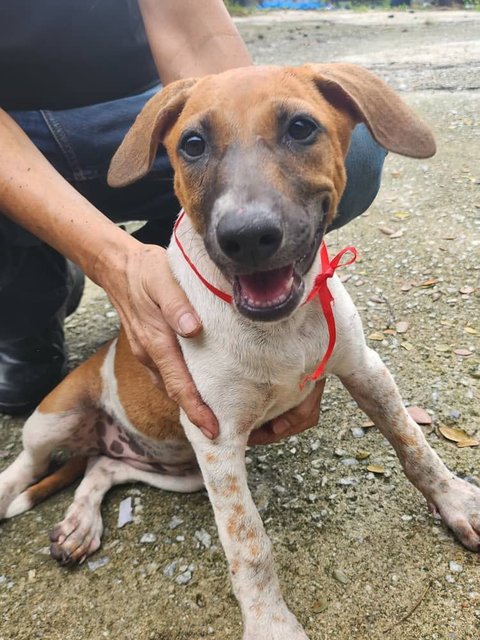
237, 265, 294, 307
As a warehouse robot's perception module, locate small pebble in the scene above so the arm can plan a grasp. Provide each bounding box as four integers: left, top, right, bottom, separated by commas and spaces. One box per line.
168, 516, 184, 530
337, 477, 358, 486
449, 561, 463, 574
141, 533, 157, 544
176, 570, 192, 585
341, 458, 358, 467
194, 529, 212, 549
351, 427, 365, 439
163, 560, 178, 578
332, 568, 349, 585
88, 556, 109, 572
118, 497, 133, 528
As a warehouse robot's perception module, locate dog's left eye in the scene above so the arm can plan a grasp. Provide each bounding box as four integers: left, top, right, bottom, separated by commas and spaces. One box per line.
181, 133, 206, 158
287, 117, 318, 143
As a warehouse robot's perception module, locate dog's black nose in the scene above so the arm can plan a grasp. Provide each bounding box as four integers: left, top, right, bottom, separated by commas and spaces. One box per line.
217, 211, 283, 266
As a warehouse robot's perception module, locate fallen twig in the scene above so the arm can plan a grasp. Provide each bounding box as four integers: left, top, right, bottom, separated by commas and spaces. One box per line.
382, 580, 433, 634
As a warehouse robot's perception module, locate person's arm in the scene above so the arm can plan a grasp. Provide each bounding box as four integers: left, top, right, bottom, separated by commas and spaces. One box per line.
138, 0, 252, 83
0, 109, 218, 438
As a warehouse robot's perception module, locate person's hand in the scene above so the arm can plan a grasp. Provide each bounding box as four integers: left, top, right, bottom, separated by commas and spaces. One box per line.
96, 241, 219, 440
248, 379, 326, 446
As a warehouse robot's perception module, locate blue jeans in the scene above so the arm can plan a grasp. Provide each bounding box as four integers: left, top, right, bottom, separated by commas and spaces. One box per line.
0, 85, 387, 340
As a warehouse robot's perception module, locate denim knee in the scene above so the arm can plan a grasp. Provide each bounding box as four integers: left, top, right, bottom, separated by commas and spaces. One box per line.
329, 124, 388, 232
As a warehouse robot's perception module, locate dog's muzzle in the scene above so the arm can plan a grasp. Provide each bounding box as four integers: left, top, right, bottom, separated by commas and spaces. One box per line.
214, 210, 323, 322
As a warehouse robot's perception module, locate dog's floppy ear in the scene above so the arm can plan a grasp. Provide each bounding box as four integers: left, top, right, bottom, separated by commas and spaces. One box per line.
108, 77, 199, 188
305, 63, 436, 159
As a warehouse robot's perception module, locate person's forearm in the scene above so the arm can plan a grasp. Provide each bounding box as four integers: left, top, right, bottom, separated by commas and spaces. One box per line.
138, 0, 252, 84
0, 110, 138, 283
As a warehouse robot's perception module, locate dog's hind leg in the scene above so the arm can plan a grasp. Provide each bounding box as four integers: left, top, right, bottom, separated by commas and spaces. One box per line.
340, 347, 480, 552
49, 455, 204, 565
0, 408, 90, 518
0, 346, 106, 519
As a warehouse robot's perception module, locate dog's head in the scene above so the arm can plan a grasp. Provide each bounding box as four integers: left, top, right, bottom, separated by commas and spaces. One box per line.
108, 64, 435, 322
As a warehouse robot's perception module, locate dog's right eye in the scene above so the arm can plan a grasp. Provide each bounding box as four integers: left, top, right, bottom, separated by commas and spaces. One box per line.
180, 133, 206, 159
287, 117, 318, 144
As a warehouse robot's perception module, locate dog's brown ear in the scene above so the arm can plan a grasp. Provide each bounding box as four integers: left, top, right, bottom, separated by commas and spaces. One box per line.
305, 63, 436, 159
108, 77, 199, 187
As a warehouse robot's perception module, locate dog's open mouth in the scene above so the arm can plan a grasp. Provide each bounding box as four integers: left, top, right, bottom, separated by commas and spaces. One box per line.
233, 264, 304, 321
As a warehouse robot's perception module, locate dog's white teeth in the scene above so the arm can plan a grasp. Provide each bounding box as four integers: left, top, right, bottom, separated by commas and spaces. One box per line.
243, 291, 290, 309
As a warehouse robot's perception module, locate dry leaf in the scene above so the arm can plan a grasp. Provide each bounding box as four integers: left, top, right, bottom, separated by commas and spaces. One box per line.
401, 342, 414, 351
418, 278, 438, 288
362, 420, 375, 428
459, 286, 475, 295
453, 348, 473, 357
464, 327, 478, 335
457, 438, 480, 448
379, 225, 395, 236
394, 211, 410, 219
438, 425, 475, 445
368, 332, 384, 341
367, 464, 385, 474
389, 229, 404, 239
356, 450, 371, 460
407, 406, 432, 425
312, 599, 329, 614
396, 321, 409, 334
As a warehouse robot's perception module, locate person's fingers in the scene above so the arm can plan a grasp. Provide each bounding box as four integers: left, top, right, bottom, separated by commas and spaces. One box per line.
147, 332, 219, 439
248, 422, 279, 446
143, 248, 202, 338
248, 379, 326, 446
271, 379, 325, 435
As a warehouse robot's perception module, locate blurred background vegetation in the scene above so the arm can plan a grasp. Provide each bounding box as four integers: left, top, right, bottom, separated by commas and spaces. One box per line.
224, 0, 479, 14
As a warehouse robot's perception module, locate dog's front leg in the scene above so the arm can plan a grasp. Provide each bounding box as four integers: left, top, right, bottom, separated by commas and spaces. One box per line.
340, 347, 480, 552
182, 416, 308, 640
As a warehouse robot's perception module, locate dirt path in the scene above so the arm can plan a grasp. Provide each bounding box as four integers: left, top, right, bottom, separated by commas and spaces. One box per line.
1, 9, 479, 640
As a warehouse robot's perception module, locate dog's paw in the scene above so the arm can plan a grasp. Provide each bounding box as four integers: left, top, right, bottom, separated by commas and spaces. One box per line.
49, 497, 103, 565
429, 476, 480, 552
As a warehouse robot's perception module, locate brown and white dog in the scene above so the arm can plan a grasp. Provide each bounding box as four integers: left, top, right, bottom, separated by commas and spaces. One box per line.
1, 64, 479, 640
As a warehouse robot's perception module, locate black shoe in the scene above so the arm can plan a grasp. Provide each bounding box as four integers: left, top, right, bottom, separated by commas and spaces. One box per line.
0, 262, 84, 416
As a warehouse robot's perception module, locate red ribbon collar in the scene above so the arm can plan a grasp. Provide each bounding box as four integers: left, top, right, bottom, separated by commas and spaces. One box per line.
174, 211, 357, 384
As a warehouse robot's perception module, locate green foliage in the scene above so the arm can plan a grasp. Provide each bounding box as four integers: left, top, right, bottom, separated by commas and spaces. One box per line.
223, 1, 254, 16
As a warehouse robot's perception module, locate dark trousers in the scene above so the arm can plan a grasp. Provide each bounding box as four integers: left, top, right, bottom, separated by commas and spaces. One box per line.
0, 85, 387, 341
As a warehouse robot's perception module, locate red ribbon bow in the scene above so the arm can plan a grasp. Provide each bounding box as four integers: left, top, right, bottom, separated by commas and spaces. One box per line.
299, 242, 357, 388
174, 210, 357, 386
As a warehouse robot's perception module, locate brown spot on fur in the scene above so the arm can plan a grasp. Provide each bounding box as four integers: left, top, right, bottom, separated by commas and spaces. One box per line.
394, 431, 421, 449
114, 331, 186, 443
206, 453, 217, 464
110, 440, 124, 455
38, 342, 108, 414
232, 503, 246, 518
25, 456, 88, 508
223, 474, 239, 497
95, 420, 106, 437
